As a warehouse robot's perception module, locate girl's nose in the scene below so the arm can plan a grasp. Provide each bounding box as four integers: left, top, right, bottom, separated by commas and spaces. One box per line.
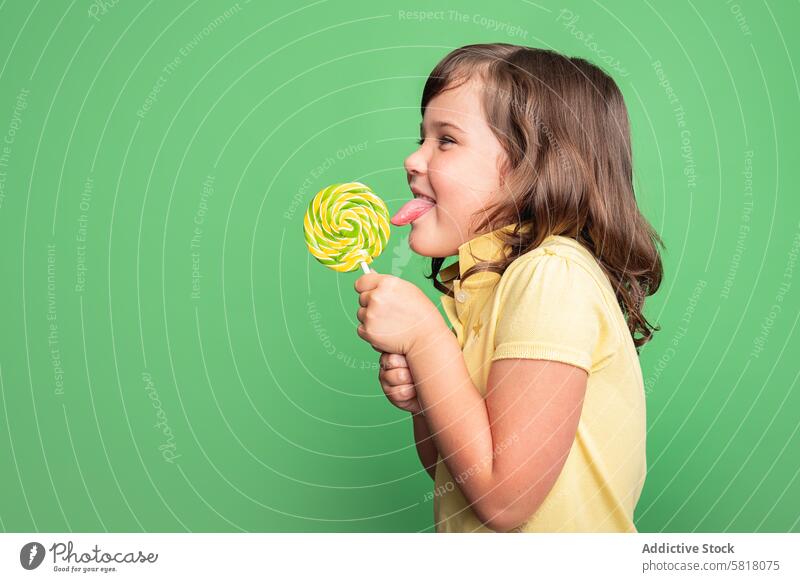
404, 145, 427, 177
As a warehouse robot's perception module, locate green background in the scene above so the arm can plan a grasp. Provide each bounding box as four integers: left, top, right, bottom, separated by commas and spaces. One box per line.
0, 0, 798, 533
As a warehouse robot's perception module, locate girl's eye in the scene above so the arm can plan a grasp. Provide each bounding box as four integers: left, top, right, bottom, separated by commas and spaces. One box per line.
416, 136, 455, 147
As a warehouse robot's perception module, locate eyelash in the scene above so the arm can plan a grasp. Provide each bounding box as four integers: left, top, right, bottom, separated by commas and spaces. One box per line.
416, 136, 455, 147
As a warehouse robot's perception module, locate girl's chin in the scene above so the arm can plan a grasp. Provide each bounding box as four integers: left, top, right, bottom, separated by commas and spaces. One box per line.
407, 227, 427, 255
408, 221, 444, 257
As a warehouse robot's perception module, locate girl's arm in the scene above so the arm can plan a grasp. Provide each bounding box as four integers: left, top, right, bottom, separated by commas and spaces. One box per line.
411, 411, 438, 480
376, 351, 438, 479
406, 321, 588, 532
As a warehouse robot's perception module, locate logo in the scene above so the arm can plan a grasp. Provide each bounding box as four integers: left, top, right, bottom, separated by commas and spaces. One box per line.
20, 542, 46, 570
391, 233, 413, 276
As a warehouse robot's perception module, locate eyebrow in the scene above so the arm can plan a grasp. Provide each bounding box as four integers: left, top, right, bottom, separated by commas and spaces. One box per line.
419, 120, 465, 134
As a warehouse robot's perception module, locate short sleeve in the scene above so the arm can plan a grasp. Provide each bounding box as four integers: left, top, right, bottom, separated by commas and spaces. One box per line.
492, 252, 618, 374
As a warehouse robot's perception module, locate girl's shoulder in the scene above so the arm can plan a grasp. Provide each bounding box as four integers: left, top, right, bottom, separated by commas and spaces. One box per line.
499, 235, 622, 321
505, 235, 610, 287
494, 235, 625, 371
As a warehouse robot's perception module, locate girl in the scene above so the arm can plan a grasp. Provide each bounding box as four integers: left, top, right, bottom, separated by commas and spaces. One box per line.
355, 43, 663, 533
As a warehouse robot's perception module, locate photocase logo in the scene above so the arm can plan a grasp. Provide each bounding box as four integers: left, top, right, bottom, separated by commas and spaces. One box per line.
391, 233, 413, 276
20, 542, 45, 570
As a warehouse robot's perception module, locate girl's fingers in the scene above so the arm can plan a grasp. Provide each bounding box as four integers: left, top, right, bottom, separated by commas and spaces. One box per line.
381, 367, 413, 387
379, 352, 408, 370
385, 384, 416, 402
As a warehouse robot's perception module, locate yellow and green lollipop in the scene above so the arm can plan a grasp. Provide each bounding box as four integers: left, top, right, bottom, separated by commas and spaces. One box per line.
303, 182, 390, 274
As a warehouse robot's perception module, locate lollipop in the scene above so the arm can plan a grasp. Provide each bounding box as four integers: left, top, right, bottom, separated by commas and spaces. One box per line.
303, 182, 390, 274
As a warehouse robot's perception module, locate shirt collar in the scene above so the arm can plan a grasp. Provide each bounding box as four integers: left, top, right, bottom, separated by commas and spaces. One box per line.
438, 223, 526, 286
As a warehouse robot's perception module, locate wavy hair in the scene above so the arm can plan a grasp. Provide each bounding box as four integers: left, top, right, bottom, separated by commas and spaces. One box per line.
422, 43, 664, 350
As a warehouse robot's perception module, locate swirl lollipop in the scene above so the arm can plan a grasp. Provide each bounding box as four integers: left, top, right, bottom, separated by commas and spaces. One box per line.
303, 182, 391, 274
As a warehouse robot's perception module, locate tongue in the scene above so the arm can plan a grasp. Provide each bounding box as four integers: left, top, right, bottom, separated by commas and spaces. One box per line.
391, 198, 435, 226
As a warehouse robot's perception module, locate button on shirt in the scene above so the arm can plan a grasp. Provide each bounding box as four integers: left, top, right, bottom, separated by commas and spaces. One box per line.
431, 224, 647, 532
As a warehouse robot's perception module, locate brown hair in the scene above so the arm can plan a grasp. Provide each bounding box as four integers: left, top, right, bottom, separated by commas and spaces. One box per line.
422, 43, 664, 350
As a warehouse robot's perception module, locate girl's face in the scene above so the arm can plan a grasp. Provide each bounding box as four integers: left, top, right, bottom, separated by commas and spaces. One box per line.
399, 78, 508, 258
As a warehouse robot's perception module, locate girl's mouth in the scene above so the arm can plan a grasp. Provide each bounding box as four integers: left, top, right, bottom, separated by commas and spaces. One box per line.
391, 195, 435, 226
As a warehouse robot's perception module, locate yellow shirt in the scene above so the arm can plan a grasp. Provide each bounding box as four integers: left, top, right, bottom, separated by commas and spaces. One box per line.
432, 224, 647, 532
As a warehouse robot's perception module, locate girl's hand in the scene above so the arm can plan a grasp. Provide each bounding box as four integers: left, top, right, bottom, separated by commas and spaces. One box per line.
379, 352, 422, 415
354, 271, 444, 354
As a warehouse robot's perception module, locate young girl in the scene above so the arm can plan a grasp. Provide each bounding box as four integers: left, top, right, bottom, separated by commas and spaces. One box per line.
354, 43, 663, 532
